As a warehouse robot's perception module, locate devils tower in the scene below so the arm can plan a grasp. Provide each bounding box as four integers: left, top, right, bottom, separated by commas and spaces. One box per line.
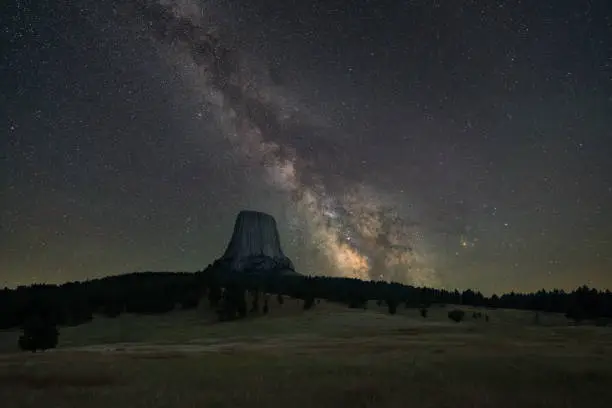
212, 210, 299, 277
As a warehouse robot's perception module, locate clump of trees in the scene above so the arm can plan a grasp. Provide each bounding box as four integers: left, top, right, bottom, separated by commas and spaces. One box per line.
18, 315, 59, 352
448, 309, 465, 323
216, 283, 249, 321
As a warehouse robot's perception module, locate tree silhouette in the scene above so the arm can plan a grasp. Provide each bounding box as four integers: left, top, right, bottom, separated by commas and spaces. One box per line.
387, 299, 398, 315
18, 315, 59, 352
448, 309, 465, 323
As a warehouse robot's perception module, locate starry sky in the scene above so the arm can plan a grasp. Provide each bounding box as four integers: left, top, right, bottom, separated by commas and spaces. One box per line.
2, 0, 611, 294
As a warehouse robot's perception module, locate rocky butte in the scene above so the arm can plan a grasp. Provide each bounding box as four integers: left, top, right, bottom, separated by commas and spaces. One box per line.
210, 210, 300, 278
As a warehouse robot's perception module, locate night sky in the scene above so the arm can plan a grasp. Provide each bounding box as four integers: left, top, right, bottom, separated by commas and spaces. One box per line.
2, 0, 611, 294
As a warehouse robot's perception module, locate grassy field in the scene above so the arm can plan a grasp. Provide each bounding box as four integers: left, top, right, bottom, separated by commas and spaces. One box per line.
1, 301, 611, 408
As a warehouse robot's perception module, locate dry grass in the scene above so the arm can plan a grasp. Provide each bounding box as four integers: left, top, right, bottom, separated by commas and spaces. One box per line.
1, 302, 611, 408
0, 371, 119, 389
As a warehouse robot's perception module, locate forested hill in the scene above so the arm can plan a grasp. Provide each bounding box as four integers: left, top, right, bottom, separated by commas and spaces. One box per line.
0, 269, 610, 330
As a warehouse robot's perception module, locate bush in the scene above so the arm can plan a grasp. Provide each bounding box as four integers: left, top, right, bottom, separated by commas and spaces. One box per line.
179, 292, 200, 310
102, 302, 122, 318
387, 299, 398, 315
447, 309, 465, 323
250, 291, 260, 313
533, 312, 540, 325
216, 286, 247, 321
18, 316, 59, 352
303, 296, 315, 310
348, 297, 367, 309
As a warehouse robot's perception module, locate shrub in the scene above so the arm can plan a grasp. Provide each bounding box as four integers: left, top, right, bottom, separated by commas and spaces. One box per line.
387, 299, 398, 315
237, 293, 247, 318
533, 312, 540, 325
348, 297, 367, 309
208, 285, 222, 308
447, 309, 465, 323
179, 293, 200, 310
250, 291, 260, 313
303, 296, 315, 310
102, 302, 122, 318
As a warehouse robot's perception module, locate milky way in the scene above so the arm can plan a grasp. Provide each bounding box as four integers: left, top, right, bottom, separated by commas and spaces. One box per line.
117, 0, 439, 285
3, 0, 611, 292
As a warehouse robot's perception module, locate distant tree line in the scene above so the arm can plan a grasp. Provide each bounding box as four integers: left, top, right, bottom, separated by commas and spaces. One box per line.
0, 267, 611, 334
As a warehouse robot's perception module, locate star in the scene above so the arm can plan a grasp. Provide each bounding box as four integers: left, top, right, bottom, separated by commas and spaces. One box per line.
0, 0, 609, 295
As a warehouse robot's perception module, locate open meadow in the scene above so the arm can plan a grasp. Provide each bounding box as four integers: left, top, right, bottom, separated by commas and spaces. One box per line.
1, 301, 611, 408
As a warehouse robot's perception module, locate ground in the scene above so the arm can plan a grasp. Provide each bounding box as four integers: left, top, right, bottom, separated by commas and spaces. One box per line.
1, 301, 611, 408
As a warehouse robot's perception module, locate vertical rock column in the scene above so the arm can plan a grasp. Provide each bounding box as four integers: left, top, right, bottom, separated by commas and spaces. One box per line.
216, 210, 298, 276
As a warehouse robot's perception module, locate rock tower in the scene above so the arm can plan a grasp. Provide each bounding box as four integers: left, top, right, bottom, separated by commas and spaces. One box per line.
214, 210, 298, 276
